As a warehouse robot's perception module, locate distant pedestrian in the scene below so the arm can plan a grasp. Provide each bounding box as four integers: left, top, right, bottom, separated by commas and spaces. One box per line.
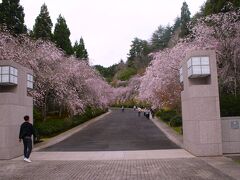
121, 106, 125, 112
19, 115, 36, 163
150, 108, 155, 118
137, 107, 141, 117
133, 105, 136, 111
143, 107, 147, 116
145, 109, 150, 119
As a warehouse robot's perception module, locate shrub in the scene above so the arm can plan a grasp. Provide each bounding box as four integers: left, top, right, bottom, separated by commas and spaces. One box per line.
34, 108, 107, 139
169, 115, 182, 127
220, 94, 240, 117
117, 67, 137, 81
156, 109, 178, 122
33, 108, 42, 121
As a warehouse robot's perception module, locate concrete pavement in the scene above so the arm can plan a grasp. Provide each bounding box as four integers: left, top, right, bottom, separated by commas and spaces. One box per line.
0, 158, 235, 180
41, 109, 179, 151
14, 149, 194, 161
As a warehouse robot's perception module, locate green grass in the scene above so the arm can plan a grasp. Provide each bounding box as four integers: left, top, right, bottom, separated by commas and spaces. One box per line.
157, 117, 183, 135
155, 109, 183, 135
172, 126, 183, 135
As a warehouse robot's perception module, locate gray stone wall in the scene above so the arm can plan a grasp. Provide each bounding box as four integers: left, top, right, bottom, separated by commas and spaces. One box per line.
221, 117, 240, 154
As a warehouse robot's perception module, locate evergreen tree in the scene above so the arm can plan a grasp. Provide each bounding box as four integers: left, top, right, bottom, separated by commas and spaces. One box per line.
95, 64, 117, 82
73, 37, 89, 60
151, 25, 172, 51
202, 0, 240, 16
53, 14, 73, 55
127, 38, 151, 68
172, 17, 181, 32
0, 0, 27, 34
32, 3, 53, 40
180, 1, 191, 38
128, 38, 149, 60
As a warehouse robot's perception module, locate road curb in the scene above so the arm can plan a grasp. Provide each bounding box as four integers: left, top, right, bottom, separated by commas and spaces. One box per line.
150, 117, 184, 148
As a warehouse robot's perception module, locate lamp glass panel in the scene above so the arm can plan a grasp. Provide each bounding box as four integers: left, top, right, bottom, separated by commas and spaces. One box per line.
10, 75, 14, 83
14, 76, 18, 84
201, 66, 210, 74
192, 57, 201, 65
179, 67, 183, 82
2, 66, 9, 74
2, 74, 9, 82
13, 68, 18, 76
188, 67, 193, 77
201, 57, 209, 65
27, 74, 33, 82
192, 66, 201, 74
0, 67, 1, 74
27, 81, 33, 89
187, 58, 192, 68
9, 75, 17, 84
10, 67, 14, 75
180, 75, 183, 82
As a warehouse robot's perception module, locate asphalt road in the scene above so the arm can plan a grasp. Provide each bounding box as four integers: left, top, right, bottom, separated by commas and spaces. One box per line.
42, 108, 179, 151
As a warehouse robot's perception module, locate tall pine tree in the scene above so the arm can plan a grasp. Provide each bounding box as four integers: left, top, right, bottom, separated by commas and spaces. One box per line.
127, 38, 151, 68
202, 0, 240, 16
53, 14, 73, 55
32, 3, 53, 40
151, 25, 172, 51
73, 37, 89, 61
0, 0, 27, 34
179, 1, 191, 38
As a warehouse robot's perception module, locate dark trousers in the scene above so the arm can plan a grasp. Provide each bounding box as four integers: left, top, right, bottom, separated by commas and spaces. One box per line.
23, 137, 32, 158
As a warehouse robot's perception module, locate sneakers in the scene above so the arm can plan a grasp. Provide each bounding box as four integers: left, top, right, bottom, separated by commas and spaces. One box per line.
24, 157, 32, 163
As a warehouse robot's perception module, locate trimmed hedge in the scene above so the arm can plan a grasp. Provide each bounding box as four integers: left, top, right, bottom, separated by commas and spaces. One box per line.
156, 109, 182, 134
155, 109, 178, 122
34, 107, 107, 138
169, 115, 182, 127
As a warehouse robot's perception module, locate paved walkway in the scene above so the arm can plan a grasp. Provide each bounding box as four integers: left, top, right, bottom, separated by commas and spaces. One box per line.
0, 158, 235, 180
1, 108, 240, 179
17, 149, 194, 161
41, 109, 179, 151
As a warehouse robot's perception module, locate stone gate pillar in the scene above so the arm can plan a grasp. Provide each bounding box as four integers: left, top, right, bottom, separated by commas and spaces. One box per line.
180, 50, 222, 156
0, 60, 33, 159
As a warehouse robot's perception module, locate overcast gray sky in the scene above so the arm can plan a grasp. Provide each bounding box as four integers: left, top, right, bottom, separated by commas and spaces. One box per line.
20, 0, 206, 67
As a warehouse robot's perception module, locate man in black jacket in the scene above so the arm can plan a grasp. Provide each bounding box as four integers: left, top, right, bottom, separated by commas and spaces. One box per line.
19, 115, 36, 163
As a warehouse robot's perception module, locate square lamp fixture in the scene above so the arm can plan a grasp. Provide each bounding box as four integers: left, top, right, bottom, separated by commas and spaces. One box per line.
27, 74, 33, 89
0, 66, 18, 85
187, 56, 210, 78
179, 67, 183, 83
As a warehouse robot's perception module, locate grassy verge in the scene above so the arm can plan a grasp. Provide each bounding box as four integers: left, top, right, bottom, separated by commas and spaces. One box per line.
155, 109, 183, 135
172, 126, 183, 134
